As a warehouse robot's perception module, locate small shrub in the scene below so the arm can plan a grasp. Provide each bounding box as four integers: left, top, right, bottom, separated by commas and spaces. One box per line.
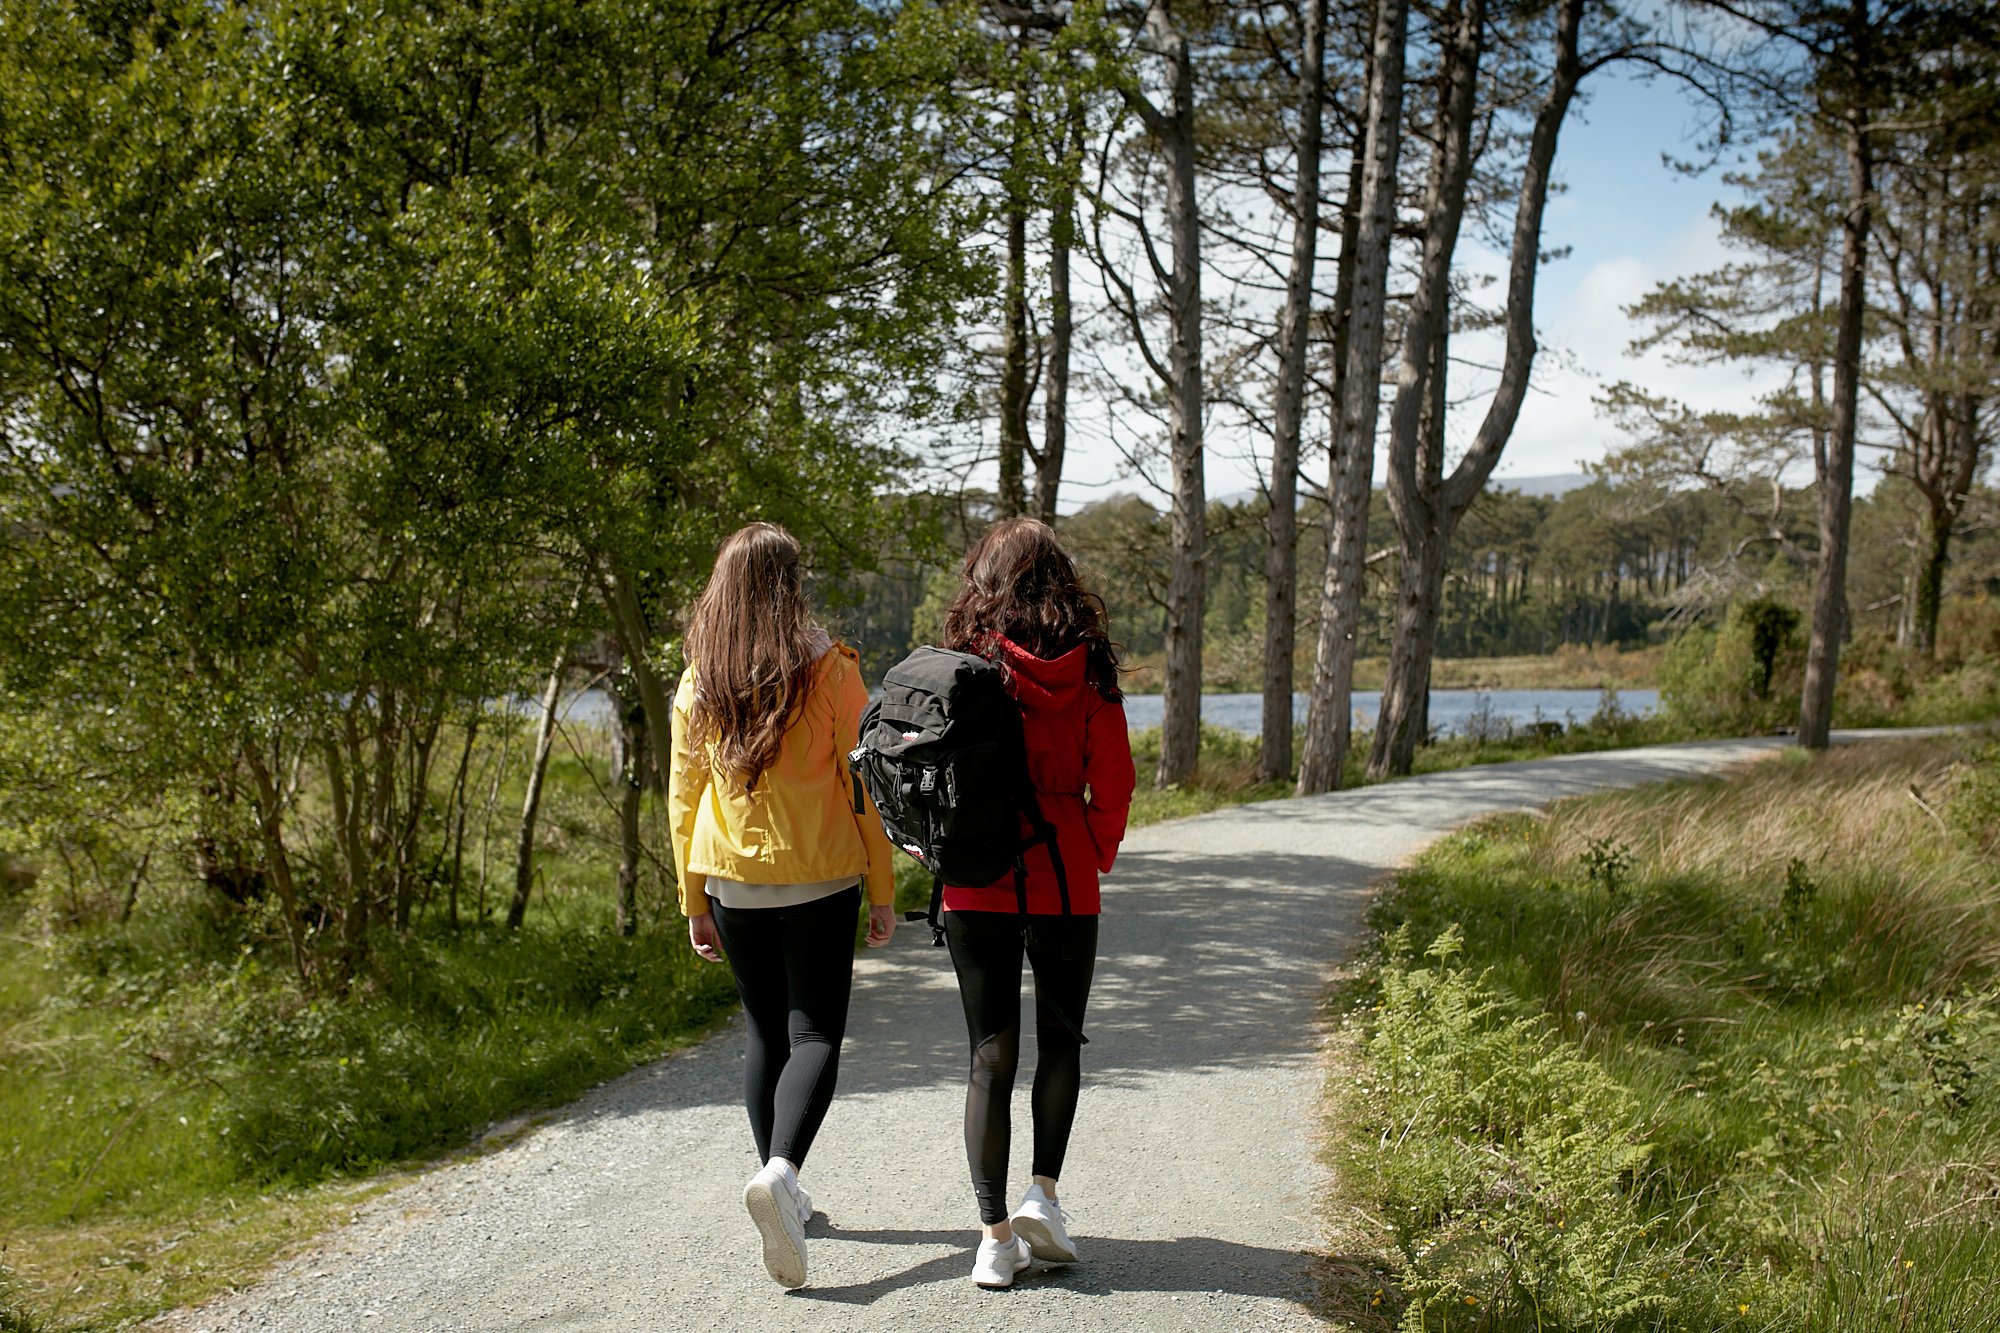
1659, 600, 1806, 736
1779, 857, 1818, 929
1948, 744, 2000, 857
1579, 837, 1634, 902
1352, 928, 1673, 1330
1937, 592, 2000, 664
1904, 655, 2000, 725
1740, 597, 1802, 699
1460, 691, 1503, 745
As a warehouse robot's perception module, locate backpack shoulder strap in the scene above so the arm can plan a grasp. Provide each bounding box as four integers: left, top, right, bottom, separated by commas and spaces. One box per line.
1014, 774, 1071, 918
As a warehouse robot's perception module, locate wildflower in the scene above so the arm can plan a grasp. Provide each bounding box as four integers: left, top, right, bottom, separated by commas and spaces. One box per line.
1739, 1304, 1750, 1315
1905, 1260, 1915, 1269
1465, 1296, 1479, 1306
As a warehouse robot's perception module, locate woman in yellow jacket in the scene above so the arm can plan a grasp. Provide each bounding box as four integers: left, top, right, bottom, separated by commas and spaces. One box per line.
667, 522, 897, 1291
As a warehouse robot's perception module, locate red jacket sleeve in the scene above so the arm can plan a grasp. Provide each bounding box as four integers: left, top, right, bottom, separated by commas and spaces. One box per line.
1082, 693, 1136, 874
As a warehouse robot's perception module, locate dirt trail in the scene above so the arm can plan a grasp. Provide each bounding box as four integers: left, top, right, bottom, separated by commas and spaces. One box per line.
158, 733, 1910, 1332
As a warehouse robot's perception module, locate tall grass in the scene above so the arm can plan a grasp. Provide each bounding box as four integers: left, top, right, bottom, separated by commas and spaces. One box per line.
1331, 733, 2000, 1332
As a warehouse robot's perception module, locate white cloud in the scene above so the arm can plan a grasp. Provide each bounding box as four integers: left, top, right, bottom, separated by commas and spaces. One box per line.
1481, 210, 1787, 482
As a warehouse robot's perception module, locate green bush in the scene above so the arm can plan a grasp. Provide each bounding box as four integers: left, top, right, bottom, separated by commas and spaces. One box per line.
1352, 927, 1672, 1331
1949, 743, 2000, 857
1658, 599, 1804, 735
1903, 655, 2000, 724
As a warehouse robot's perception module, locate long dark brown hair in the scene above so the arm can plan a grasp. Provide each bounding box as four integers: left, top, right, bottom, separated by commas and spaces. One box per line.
683, 523, 821, 791
941, 517, 1122, 701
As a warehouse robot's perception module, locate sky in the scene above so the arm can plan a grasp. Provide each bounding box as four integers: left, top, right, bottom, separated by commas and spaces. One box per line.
1483, 65, 1764, 485
1035, 61, 1786, 510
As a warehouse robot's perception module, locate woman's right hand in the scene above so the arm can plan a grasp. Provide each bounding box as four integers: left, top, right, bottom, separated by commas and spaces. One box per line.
688, 912, 725, 963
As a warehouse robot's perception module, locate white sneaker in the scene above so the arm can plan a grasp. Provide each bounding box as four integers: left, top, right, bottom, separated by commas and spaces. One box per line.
743, 1164, 808, 1289
796, 1181, 813, 1224
1009, 1184, 1078, 1263
971, 1234, 1032, 1289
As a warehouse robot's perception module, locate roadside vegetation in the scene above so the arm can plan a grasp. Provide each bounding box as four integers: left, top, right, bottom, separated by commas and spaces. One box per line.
6, 607, 1995, 1332
1325, 731, 2000, 1331
1128, 593, 2000, 828
0, 729, 741, 1331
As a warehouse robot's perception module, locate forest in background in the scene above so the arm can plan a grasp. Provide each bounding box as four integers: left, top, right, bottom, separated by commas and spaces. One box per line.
835, 472, 2000, 690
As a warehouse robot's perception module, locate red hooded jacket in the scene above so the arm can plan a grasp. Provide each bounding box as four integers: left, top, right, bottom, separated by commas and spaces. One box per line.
941, 635, 1137, 916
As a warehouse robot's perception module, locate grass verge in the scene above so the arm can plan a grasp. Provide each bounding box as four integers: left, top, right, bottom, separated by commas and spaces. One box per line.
0, 726, 740, 1332
1322, 731, 2000, 1331
0, 910, 740, 1330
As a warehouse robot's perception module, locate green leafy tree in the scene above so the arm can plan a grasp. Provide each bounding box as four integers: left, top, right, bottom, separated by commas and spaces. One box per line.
0, 0, 984, 987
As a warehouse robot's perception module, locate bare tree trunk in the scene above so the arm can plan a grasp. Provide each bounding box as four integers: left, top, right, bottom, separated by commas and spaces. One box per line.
600, 557, 683, 863
1374, 320, 1453, 775
476, 710, 515, 920
1368, 0, 1483, 779
393, 702, 439, 932
1910, 392, 1982, 658
1368, 0, 1583, 777
1799, 101, 1872, 750
1145, 0, 1208, 790
323, 708, 373, 981
611, 682, 647, 938
1258, 0, 1329, 785
507, 652, 565, 930
1035, 96, 1085, 528
445, 713, 479, 930
998, 81, 1032, 520
117, 845, 152, 924
366, 689, 399, 939
1912, 473, 1950, 658
241, 746, 313, 990
1297, 0, 1409, 795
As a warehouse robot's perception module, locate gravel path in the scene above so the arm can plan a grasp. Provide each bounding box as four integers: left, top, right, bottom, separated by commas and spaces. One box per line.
153, 731, 1922, 1333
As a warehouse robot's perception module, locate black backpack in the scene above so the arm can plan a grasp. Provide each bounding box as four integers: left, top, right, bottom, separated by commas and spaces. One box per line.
850, 646, 1070, 945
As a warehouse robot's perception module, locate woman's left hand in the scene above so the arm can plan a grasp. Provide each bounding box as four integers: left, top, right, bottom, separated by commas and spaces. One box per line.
865, 903, 896, 948
688, 911, 725, 963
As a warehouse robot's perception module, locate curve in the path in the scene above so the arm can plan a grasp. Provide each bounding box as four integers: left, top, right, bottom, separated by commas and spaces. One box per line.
154, 731, 1927, 1333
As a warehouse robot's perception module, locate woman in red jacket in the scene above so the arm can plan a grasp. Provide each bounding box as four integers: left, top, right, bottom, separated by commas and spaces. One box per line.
937, 517, 1136, 1289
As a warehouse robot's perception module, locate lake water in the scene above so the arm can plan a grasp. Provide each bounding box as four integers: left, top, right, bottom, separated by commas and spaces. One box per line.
1120, 688, 1658, 739
556, 685, 1657, 739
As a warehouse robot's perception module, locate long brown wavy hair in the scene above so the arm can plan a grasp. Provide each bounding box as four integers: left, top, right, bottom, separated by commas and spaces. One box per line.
683, 523, 821, 792
941, 517, 1122, 701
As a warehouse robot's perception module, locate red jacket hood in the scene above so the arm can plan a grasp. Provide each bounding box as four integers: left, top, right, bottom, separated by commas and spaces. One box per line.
992, 635, 1090, 713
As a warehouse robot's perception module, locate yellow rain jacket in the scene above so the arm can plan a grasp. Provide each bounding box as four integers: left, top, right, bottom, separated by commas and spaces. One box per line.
668, 642, 896, 916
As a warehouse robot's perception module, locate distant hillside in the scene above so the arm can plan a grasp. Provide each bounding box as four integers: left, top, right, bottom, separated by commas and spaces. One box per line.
1171, 472, 1595, 510
1485, 472, 1593, 497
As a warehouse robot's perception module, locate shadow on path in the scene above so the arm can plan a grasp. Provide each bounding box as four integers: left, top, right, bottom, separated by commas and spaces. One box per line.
794, 1220, 1313, 1308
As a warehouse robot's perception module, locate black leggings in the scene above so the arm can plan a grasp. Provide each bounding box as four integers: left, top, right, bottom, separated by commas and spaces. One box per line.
944, 910, 1099, 1225
709, 886, 860, 1168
